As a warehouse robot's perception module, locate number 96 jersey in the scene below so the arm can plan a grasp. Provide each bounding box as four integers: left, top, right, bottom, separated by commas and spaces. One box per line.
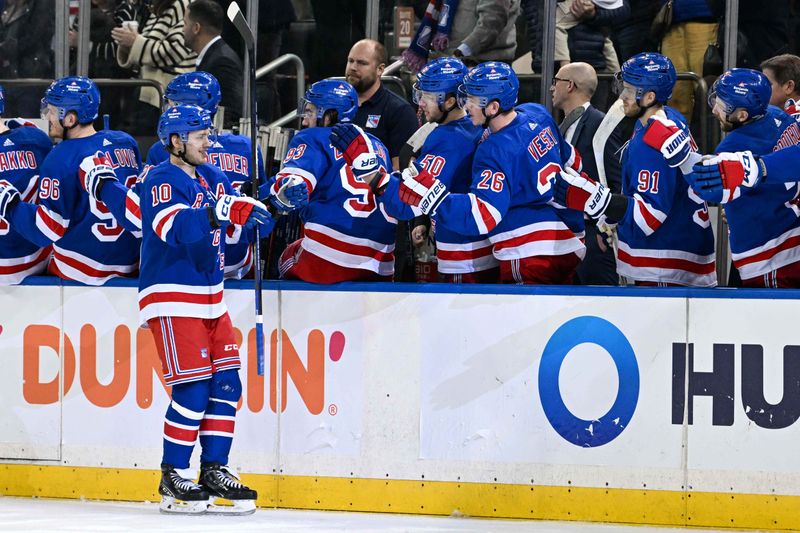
35, 130, 143, 285
276, 127, 412, 277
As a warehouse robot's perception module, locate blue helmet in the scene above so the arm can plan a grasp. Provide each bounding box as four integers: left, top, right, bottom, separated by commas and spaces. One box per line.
164, 71, 222, 114
41, 76, 100, 123
709, 68, 771, 119
0, 84, 4, 116
157, 104, 213, 146
458, 61, 519, 111
413, 57, 468, 105
616, 52, 676, 103
300, 79, 358, 124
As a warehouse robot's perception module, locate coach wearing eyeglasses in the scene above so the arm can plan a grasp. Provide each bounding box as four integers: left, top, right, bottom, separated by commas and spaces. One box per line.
551, 62, 623, 285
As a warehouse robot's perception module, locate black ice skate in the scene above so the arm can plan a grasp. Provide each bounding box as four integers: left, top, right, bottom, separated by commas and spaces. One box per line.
158, 464, 209, 514
200, 462, 258, 515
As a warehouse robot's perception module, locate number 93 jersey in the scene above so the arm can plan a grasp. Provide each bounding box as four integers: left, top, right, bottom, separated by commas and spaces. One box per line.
276, 127, 411, 277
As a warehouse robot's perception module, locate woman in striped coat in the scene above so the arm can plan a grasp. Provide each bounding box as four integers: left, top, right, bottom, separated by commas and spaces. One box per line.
112, 0, 197, 134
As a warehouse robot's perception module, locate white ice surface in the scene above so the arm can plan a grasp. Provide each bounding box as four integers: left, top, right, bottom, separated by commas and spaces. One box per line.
0, 496, 738, 533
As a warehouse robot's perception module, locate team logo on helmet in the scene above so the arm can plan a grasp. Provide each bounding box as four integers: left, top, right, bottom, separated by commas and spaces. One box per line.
333, 84, 351, 97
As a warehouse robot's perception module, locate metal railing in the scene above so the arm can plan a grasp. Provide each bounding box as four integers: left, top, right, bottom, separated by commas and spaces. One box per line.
0, 77, 165, 107
516, 71, 709, 151
384, 59, 404, 77
256, 54, 306, 129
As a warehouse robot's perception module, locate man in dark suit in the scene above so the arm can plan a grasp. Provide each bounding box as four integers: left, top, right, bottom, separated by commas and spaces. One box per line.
183, 0, 244, 129
551, 62, 625, 285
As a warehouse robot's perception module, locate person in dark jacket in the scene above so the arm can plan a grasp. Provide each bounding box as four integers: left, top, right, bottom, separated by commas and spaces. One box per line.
183, 0, 243, 129
566, 0, 629, 74
611, 0, 660, 63
0, 0, 54, 116
551, 62, 623, 284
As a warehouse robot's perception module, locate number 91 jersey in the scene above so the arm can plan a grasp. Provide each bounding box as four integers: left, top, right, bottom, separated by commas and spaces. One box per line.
37, 130, 142, 285
276, 126, 410, 277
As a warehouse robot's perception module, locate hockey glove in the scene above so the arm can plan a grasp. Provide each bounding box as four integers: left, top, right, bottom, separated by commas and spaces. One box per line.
399, 163, 448, 215
79, 151, 118, 200
269, 175, 309, 214
553, 167, 611, 220
329, 123, 381, 180
642, 114, 692, 168
786, 98, 800, 121
214, 194, 271, 229
5, 118, 36, 129
0, 180, 20, 220
689, 151, 764, 203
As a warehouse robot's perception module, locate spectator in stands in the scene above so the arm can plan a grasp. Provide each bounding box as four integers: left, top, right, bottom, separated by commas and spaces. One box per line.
551, 62, 622, 285
68, 0, 133, 130
346, 39, 418, 171
565, 0, 629, 75
520, 0, 540, 73
182, 0, 243, 129
610, 0, 660, 63
556, 0, 627, 74
112, 0, 196, 135
659, 0, 718, 121
761, 54, 800, 113
444, 0, 521, 63
0, 0, 54, 117
111, 0, 150, 131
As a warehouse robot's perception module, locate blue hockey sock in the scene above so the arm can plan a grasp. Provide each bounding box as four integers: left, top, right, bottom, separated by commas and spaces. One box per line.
162, 379, 211, 469
199, 370, 241, 465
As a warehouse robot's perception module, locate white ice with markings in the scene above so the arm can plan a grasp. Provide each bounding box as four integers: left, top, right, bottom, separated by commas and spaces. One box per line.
0, 496, 741, 533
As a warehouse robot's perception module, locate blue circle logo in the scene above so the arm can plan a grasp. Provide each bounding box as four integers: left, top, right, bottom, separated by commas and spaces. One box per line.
538, 316, 639, 447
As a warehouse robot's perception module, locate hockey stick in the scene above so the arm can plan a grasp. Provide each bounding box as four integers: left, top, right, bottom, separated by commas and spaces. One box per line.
227, 1, 265, 376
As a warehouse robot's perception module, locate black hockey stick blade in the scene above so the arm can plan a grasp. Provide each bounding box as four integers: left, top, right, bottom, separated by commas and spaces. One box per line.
226, 2, 254, 51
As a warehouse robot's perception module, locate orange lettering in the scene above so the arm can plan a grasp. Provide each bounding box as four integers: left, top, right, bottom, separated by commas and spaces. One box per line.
22, 325, 75, 404
79, 325, 130, 408
270, 329, 324, 414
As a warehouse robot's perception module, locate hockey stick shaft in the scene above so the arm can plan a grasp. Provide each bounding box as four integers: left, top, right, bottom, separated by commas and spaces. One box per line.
227, 2, 265, 375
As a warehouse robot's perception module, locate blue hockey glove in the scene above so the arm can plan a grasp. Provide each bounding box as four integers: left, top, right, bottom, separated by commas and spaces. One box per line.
0, 180, 20, 220
689, 151, 764, 203
269, 175, 309, 214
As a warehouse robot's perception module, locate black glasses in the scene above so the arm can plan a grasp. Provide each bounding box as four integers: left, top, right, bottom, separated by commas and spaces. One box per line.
551, 77, 573, 86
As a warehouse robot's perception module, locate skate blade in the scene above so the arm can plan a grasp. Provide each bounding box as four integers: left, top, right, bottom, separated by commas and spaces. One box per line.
159, 496, 208, 515
206, 497, 256, 516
